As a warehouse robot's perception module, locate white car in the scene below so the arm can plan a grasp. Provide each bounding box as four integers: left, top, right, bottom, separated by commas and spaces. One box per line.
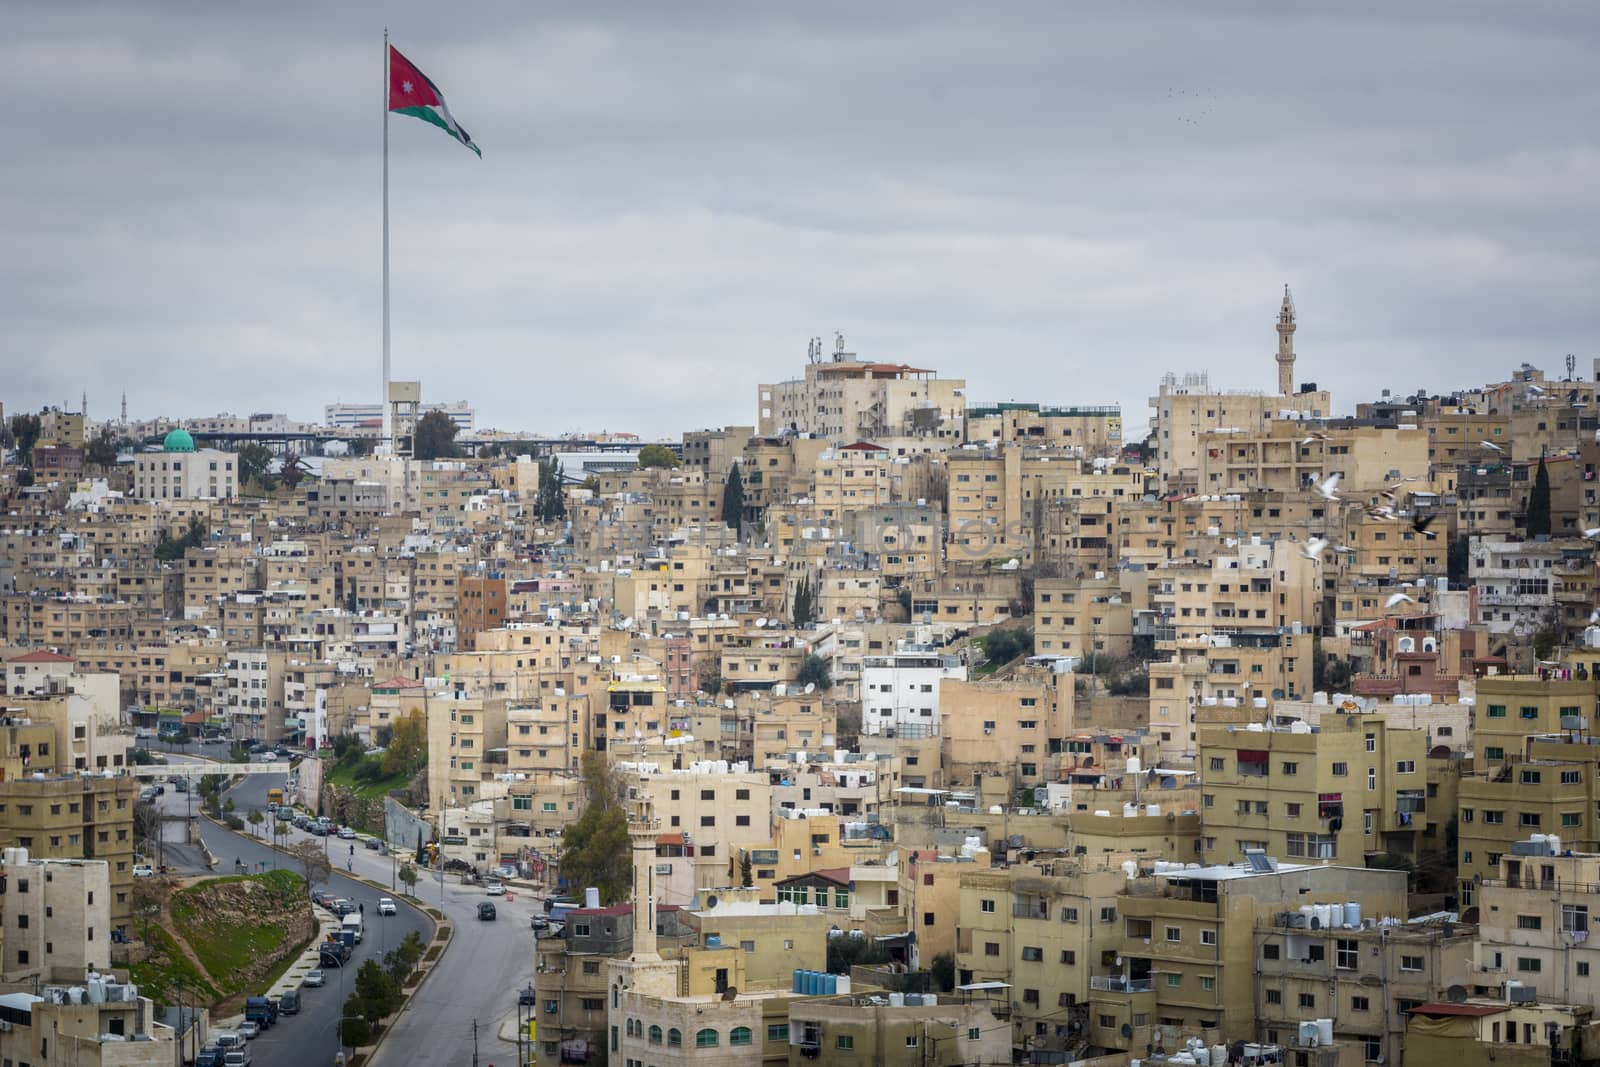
237, 1021, 260, 1040
485, 882, 505, 896
303, 970, 325, 988
132, 864, 155, 878
377, 897, 397, 916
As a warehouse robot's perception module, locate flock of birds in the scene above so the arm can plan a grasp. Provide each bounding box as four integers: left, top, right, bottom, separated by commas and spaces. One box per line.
1170, 86, 1216, 126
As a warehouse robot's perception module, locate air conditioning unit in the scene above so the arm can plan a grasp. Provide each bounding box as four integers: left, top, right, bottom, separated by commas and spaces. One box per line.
0, 1019, 12, 1032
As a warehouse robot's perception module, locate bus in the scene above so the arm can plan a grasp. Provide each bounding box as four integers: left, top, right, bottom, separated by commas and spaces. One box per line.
267, 788, 284, 807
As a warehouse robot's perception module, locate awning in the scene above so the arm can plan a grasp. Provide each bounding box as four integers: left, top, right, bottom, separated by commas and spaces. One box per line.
1236, 749, 1269, 762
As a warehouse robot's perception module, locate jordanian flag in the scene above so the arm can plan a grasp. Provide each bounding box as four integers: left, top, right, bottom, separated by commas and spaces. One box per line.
389, 45, 481, 157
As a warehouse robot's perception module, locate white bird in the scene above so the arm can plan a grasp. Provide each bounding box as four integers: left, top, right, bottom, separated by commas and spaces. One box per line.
1584, 528, 1600, 540
1479, 440, 1504, 452
1300, 537, 1328, 560
1385, 593, 1415, 609
1314, 473, 1341, 501
1301, 432, 1329, 446
1589, 608, 1600, 624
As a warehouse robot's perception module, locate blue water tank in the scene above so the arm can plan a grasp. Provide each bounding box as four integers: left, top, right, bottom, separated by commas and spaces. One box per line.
706, 934, 721, 948
821, 973, 837, 995
792, 970, 803, 993
806, 970, 821, 995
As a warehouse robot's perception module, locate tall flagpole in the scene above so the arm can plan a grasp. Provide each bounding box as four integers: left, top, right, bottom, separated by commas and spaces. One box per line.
381, 28, 391, 454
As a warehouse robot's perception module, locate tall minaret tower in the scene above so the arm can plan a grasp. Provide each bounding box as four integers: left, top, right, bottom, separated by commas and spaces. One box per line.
1276, 285, 1297, 396
628, 796, 660, 961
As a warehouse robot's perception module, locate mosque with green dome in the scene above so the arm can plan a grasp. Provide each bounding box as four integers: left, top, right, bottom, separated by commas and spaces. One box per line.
131, 425, 238, 500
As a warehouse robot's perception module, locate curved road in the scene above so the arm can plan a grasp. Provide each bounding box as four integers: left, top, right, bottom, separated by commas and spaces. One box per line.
222, 769, 544, 1066
152, 763, 432, 1066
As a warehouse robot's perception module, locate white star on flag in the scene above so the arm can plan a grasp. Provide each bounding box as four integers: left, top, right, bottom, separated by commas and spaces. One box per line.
401, 80, 413, 94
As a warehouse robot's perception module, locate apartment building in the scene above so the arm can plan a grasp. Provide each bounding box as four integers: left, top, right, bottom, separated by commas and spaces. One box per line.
1475, 843, 1600, 1008
859, 647, 966, 738
965, 401, 1122, 456
1197, 715, 1429, 865
0, 775, 138, 933
757, 351, 966, 447
1034, 573, 1139, 662
130, 431, 238, 501
0, 850, 112, 982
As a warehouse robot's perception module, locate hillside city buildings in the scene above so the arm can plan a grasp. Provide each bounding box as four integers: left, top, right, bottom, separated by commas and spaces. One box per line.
9, 293, 1600, 1065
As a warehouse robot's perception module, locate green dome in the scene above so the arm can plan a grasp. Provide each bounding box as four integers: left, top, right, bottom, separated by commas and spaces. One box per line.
162, 428, 196, 453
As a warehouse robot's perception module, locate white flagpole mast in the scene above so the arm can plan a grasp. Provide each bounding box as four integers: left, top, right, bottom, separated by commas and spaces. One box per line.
381, 28, 392, 454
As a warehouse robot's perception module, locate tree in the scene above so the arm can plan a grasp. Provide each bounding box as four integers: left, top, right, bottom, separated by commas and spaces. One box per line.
791, 574, 816, 627
796, 654, 833, 692
247, 809, 265, 837
353, 958, 401, 1020
398, 862, 418, 897
980, 627, 1033, 667
535, 457, 566, 521
339, 992, 374, 1048
720, 464, 745, 529
278, 451, 310, 491
559, 753, 632, 904
8, 413, 41, 464
930, 951, 956, 993
1526, 451, 1552, 537
290, 840, 332, 891
739, 852, 753, 888
87, 427, 119, 468
381, 710, 428, 778
154, 515, 207, 562
826, 933, 890, 975
237, 443, 274, 490
636, 444, 679, 469
1533, 613, 1564, 662
413, 409, 462, 460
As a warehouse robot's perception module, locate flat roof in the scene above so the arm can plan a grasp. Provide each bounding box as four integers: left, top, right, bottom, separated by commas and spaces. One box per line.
1156, 860, 1313, 881
956, 982, 1010, 992
1410, 1002, 1505, 1017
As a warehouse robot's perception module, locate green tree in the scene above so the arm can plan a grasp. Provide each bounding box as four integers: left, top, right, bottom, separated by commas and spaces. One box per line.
8, 413, 41, 464
535, 457, 567, 521
236, 442, 274, 489
87, 427, 120, 468
1526, 451, 1552, 537
636, 443, 679, 469
559, 753, 632, 904
413, 409, 462, 460
980, 627, 1033, 667
739, 852, 753, 888
353, 958, 401, 1020
278, 450, 310, 490
290, 839, 332, 891
398, 862, 418, 897
796, 654, 833, 692
154, 515, 207, 562
247, 809, 265, 837
721, 464, 745, 529
339, 992, 374, 1048
930, 951, 956, 993
380, 710, 427, 777
791, 574, 816, 627
826, 933, 890, 975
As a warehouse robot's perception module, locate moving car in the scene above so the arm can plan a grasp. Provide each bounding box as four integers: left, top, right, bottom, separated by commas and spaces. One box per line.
377, 897, 397, 916
303, 970, 325, 988
478, 902, 497, 921
277, 990, 300, 1015
337, 826, 357, 840
364, 837, 383, 850
236, 1021, 260, 1040
485, 882, 505, 896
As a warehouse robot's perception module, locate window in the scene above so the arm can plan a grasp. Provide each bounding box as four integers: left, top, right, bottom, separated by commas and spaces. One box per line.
1201, 976, 1215, 991
1521, 706, 1539, 720
1282, 761, 1298, 776
984, 942, 1000, 956
768, 1024, 789, 1043
667, 1029, 681, 1047
1201, 930, 1217, 947
648, 1025, 662, 1045
1331, 762, 1348, 777
1518, 915, 1543, 931
835, 1035, 855, 1050
1022, 946, 1043, 962
1352, 995, 1369, 1011
1061, 907, 1079, 922
1517, 957, 1542, 974
1166, 926, 1182, 943
1299, 993, 1316, 1009
696, 1028, 720, 1048
1061, 950, 1076, 964
1401, 955, 1424, 972
1166, 974, 1181, 988
981, 899, 996, 913
1487, 704, 1507, 718
1262, 943, 1280, 960
730, 1027, 752, 1046
1336, 939, 1357, 969
1395, 760, 1416, 774
1266, 989, 1282, 1005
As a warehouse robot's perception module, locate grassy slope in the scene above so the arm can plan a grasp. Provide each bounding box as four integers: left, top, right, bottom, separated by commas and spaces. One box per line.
168, 869, 314, 1001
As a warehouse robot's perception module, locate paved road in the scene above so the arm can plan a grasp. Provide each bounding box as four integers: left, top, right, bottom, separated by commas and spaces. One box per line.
150, 766, 434, 1066
223, 770, 545, 1066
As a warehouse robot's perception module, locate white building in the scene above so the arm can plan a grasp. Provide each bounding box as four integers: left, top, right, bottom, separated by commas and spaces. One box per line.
130, 429, 237, 501
1469, 537, 1581, 637
0, 849, 111, 981
859, 646, 967, 738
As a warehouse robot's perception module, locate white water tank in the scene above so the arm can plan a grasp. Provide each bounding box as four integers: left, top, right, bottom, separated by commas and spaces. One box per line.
1127, 755, 1142, 775
1212, 1045, 1229, 1065
1122, 861, 1139, 879
1124, 803, 1140, 818
1317, 1018, 1334, 1046
1147, 804, 1161, 816
890, 993, 905, 1007
584, 887, 601, 909
1550, 835, 1562, 854
1344, 902, 1361, 928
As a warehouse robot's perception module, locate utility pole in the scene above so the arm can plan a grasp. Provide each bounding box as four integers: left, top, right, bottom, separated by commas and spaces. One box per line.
472, 1018, 480, 1067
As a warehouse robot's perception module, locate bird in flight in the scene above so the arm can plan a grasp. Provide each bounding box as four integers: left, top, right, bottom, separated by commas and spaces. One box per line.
1386, 592, 1416, 609
1300, 538, 1328, 560
1480, 440, 1504, 452
1411, 515, 1437, 539
1314, 474, 1340, 501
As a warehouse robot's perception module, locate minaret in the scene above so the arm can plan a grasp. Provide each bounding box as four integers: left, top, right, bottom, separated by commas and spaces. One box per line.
628, 797, 660, 960
1276, 285, 1297, 395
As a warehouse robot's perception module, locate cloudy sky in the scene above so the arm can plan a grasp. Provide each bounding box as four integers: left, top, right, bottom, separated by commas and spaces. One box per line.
4, 2, 1596, 439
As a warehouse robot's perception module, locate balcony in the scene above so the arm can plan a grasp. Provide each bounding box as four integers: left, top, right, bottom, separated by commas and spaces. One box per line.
1090, 976, 1154, 994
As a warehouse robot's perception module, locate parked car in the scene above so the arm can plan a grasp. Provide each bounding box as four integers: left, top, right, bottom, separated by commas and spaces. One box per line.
236, 1021, 260, 1040
337, 826, 357, 840
478, 902, 497, 921
222, 1048, 252, 1067
214, 1032, 243, 1051
364, 837, 383, 850
333, 900, 356, 917
377, 898, 397, 916
303, 970, 325, 988
531, 915, 549, 931
491, 864, 517, 880
485, 882, 505, 896
195, 1047, 224, 1067
132, 864, 155, 878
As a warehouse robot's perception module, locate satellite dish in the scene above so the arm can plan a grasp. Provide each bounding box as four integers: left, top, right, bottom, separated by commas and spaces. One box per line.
1121, 1023, 1133, 1039
804, 683, 816, 694
1446, 984, 1468, 1003
705, 894, 719, 910
755, 618, 767, 628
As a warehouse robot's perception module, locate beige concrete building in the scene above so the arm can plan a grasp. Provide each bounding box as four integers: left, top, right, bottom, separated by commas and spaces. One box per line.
758, 347, 966, 448
0, 850, 112, 982
964, 401, 1122, 456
